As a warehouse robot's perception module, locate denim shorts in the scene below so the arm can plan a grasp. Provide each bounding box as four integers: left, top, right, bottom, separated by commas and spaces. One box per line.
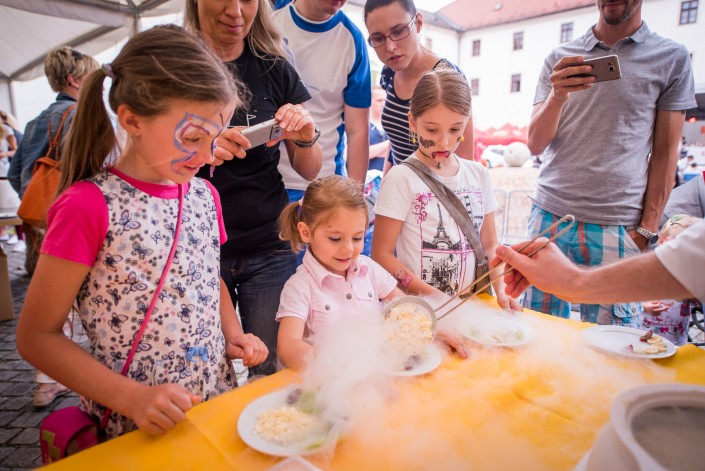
221, 249, 297, 376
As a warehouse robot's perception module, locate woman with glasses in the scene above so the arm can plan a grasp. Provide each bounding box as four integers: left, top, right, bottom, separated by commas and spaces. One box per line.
364, 0, 474, 172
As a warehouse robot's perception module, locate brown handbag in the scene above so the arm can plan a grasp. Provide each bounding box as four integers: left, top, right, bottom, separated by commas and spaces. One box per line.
17, 104, 76, 228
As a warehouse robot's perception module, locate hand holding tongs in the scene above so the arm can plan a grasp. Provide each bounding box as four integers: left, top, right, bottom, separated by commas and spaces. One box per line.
432, 214, 576, 322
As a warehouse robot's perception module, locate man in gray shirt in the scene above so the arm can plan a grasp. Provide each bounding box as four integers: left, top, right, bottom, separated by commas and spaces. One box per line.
525, 0, 695, 325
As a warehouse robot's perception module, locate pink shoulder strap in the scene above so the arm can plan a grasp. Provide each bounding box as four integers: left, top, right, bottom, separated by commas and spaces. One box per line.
100, 184, 185, 430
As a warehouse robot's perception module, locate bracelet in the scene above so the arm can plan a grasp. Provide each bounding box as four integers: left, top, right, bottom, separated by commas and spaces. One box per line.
293, 125, 321, 148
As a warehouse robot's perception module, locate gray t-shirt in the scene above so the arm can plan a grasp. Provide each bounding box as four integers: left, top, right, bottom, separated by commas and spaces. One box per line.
533, 22, 696, 226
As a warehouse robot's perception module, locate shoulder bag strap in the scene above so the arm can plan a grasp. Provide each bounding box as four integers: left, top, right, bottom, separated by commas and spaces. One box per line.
46, 104, 76, 161
400, 160, 489, 294
99, 183, 185, 429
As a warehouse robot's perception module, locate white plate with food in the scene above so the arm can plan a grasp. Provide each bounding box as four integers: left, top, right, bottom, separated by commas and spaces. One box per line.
582, 325, 677, 359
462, 316, 535, 347
237, 387, 337, 457
389, 347, 443, 377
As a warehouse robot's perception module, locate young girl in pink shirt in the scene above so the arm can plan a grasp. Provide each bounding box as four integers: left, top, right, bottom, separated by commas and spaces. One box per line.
16, 26, 268, 439
276, 175, 467, 370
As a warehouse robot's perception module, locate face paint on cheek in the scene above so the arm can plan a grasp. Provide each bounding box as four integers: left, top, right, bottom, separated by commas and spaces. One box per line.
170, 112, 221, 174
418, 136, 436, 148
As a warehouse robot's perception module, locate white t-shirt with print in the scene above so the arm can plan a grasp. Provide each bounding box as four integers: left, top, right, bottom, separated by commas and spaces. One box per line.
374, 155, 497, 296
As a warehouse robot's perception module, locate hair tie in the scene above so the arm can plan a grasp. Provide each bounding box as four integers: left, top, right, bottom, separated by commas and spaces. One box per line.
101, 63, 114, 78
297, 198, 303, 217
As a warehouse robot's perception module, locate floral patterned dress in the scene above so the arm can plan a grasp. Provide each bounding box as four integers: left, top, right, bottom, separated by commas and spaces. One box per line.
76, 173, 234, 438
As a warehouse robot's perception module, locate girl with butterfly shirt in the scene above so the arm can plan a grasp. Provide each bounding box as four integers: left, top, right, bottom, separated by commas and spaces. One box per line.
16, 26, 268, 439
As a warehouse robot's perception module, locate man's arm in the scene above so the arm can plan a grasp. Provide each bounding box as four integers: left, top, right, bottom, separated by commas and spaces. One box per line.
494, 241, 692, 303
343, 105, 369, 186
631, 109, 686, 248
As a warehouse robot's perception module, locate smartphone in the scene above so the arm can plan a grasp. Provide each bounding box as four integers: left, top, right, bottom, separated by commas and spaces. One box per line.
240, 119, 284, 148
566, 54, 621, 83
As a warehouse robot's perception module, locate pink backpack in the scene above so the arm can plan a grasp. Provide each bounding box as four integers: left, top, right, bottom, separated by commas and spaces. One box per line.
39, 407, 99, 463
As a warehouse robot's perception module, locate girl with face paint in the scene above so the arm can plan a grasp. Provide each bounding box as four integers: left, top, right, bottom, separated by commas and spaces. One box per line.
16, 26, 269, 440
363, 0, 475, 173
372, 70, 522, 311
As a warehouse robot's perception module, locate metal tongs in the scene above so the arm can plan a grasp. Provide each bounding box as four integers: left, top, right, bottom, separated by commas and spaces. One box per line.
383, 215, 576, 334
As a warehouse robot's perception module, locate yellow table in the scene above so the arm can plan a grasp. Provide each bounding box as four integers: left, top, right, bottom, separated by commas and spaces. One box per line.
49, 300, 705, 470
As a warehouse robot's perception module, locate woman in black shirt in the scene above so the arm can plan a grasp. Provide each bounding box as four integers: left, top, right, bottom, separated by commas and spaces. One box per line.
186, 0, 322, 376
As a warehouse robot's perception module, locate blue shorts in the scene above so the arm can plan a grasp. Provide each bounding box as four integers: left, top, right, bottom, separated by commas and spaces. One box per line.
521, 205, 642, 326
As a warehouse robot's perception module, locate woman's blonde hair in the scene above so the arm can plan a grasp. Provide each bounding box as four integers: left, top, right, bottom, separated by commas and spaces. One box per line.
409, 69, 471, 118
59, 25, 245, 194
43, 47, 99, 93
184, 0, 287, 61
279, 175, 368, 253
0, 110, 19, 130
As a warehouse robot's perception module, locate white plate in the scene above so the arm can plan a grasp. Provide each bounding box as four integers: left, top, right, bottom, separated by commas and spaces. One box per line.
389, 347, 443, 377
573, 451, 590, 471
462, 317, 535, 347
582, 325, 677, 359
237, 387, 337, 457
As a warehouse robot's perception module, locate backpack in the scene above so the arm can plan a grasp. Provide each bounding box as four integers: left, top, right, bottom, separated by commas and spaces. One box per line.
17, 104, 75, 228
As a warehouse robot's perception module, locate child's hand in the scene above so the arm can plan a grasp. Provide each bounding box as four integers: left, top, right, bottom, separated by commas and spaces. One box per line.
642, 301, 669, 316
496, 291, 523, 311
434, 329, 469, 359
127, 384, 200, 435
226, 333, 269, 367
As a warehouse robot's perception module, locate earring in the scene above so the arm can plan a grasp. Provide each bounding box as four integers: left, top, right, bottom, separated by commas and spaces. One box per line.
460, 136, 465, 142
411, 131, 417, 145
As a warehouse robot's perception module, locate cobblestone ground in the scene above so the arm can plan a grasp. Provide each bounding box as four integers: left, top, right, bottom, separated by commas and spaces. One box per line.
0, 244, 87, 470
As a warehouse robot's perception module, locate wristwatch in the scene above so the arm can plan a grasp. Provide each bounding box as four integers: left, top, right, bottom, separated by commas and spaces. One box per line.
293, 125, 321, 148
636, 226, 659, 244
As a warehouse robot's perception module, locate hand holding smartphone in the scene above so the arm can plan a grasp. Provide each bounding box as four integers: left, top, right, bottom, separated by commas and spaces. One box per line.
239, 119, 284, 148
565, 54, 621, 83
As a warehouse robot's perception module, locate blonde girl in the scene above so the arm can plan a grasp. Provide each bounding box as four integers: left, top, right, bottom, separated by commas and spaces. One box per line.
372, 69, 521, 310
276, 175, 467, 370
17, 26, 268, 439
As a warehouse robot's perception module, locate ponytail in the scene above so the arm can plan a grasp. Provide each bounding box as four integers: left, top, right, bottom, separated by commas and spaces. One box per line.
58, 69, 115, 195
278, 201, 305, 253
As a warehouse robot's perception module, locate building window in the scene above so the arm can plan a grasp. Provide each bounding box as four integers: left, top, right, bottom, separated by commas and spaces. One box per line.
511, 74, 521, 93
560, 22, 573, 43
472, 39, 481, 56
680, 0, 698, 24
513, 31, 523, 50
471, 78, 479, 96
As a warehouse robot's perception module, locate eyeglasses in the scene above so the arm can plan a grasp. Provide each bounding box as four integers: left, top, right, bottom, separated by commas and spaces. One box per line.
367, 17, 417, 48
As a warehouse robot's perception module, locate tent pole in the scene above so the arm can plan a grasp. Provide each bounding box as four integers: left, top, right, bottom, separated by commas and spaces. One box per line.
132, 14, 141, 36
9, 80, 16, 120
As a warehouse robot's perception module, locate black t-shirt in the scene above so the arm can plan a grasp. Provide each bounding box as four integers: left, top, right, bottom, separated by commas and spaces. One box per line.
197, 43, 310, 258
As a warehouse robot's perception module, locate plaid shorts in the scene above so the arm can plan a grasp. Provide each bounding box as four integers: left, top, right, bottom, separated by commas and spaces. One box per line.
521, 205, 642, 326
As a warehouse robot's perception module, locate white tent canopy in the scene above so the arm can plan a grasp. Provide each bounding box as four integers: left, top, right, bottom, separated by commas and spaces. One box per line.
0, 0, 183, 114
